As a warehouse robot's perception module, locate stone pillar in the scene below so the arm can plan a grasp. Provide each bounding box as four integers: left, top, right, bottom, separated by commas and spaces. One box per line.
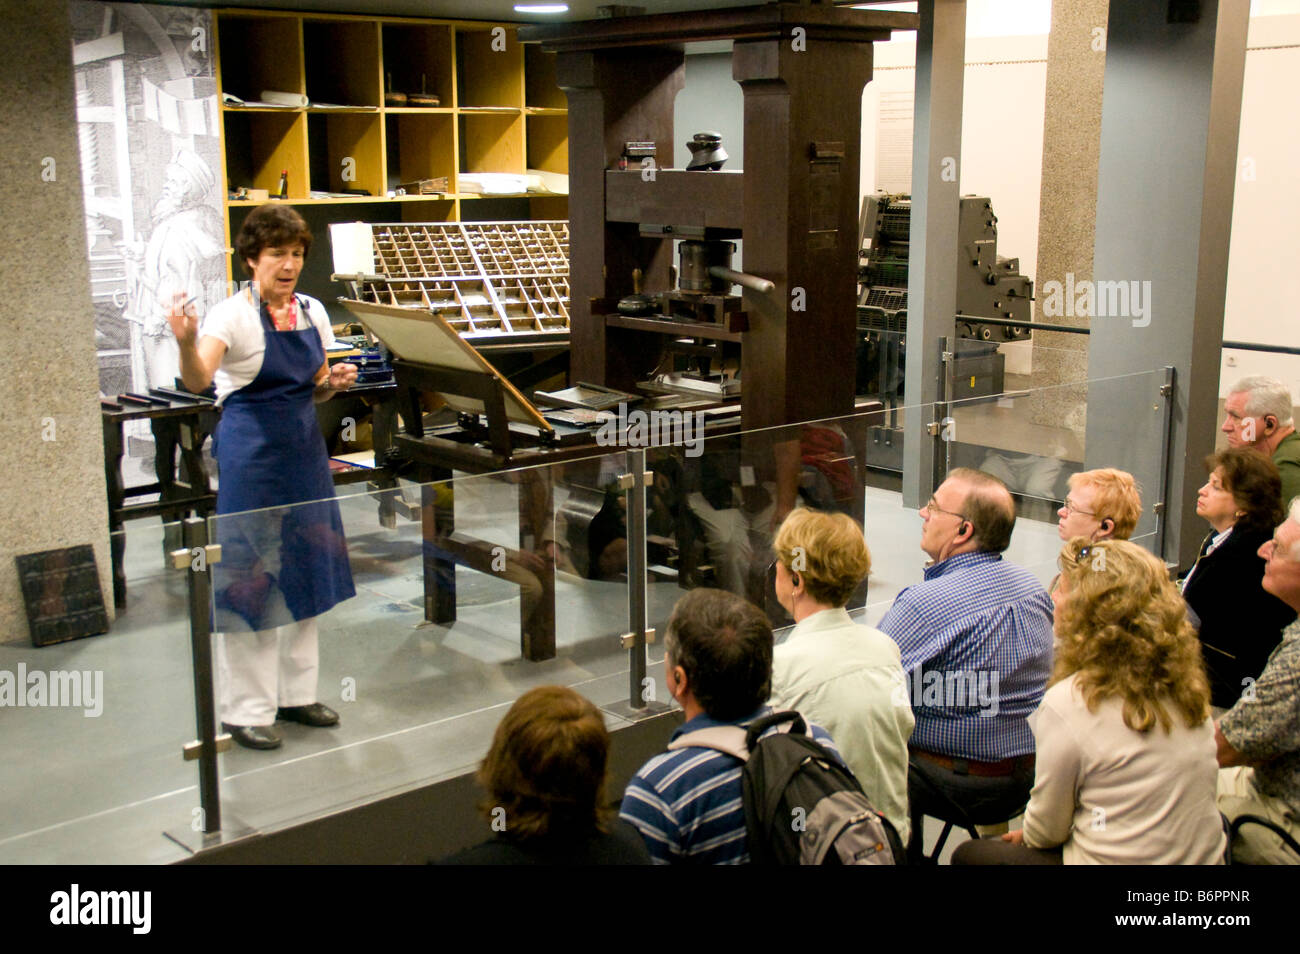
1029, 0, 1108, 435
0, 2, 110, 640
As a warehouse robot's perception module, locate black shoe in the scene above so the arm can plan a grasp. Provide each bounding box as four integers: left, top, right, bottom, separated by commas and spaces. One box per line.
276, 703, 340, 727
222, 722, 282, 750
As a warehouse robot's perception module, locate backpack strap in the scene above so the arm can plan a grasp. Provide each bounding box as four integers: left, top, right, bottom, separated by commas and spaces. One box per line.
744, 710, 807, 751
667, 711, 807, 760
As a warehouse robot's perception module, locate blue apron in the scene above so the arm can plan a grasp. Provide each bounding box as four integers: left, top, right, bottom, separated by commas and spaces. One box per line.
212, 295, 355, 631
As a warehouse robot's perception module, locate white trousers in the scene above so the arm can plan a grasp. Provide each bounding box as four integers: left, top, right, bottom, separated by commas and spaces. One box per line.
215, 616, 319, 726
686, 484, 776, 596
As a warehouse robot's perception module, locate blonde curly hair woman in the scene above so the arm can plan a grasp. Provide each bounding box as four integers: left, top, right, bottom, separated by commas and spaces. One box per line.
955, 538, 1226, 864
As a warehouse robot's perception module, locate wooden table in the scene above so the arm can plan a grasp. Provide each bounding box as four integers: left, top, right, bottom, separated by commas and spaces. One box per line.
101, 396, 220, 609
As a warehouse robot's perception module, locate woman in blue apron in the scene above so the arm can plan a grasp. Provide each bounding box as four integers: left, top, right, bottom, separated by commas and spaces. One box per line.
168, 204, 357, 750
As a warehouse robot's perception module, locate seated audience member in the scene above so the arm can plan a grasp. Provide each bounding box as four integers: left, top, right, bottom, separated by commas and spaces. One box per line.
620, 588, 841, 864
1057, 467, 1142, 542
1221, 375, 1300, 505
877, 468, 1053, 855
439, 686, 650, 865
767, 509, 915, 841
1181, 449, 1296, 708
1216, 499, 1300, 864
955, 538, 1226, 865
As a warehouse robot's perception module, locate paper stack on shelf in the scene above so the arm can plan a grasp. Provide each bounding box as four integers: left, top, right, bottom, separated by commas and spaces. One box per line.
526, 169, 569, 195
458, 173, 530, 195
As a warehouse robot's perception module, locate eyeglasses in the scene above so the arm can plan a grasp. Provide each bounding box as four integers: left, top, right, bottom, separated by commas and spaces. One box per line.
1060, 497, 1097, 517
923, 496, 967, 521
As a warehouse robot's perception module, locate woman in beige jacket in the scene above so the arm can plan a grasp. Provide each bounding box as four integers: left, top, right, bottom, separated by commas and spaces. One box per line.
955, 538, 1226, 864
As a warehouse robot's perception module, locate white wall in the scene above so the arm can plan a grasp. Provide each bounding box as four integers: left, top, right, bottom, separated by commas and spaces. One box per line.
680, 1, 1300, 397
1221, 13, 1300, 397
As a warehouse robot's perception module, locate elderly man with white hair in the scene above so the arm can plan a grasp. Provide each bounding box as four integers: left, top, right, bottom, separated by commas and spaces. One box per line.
1215, 497, 1300, 863
1221, 375, 1300, 506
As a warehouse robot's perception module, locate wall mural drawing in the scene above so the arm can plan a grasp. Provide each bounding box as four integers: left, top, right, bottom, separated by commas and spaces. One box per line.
70, 1, 225, 444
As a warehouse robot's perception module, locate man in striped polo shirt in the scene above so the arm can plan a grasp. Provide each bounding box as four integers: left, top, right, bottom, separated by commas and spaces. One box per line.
620, 588, 841, 864
878, 467, 1054, 860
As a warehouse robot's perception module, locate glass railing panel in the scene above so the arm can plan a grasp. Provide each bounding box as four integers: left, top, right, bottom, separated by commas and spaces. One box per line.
2, 361, 1186, 861
0, 519, 203, 864
206, 452, 646, 838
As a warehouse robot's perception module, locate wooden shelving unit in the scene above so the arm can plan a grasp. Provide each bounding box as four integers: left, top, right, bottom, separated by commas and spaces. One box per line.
213, 9, 568, 286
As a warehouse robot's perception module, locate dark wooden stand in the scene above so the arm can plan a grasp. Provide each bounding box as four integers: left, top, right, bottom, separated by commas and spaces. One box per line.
391, 358, 588, 662
102, 398, 220, 609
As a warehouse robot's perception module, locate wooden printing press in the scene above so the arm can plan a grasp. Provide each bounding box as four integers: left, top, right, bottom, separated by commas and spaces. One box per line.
332, 2, 913, 655
522, 2, 908, 620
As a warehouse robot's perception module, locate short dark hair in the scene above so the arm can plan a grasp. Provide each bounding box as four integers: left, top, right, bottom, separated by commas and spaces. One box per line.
1206, 448, 1284, 536
663, 588, 773, 721
949, 467, 1016, 553
235, 203, 313, 274
476, 686, 611, 839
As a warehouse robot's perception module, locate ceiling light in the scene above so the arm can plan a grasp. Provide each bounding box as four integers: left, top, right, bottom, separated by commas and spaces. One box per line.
513, 4, 570, 13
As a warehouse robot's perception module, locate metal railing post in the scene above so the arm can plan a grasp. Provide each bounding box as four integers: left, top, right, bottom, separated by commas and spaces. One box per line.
1155, 366, 1177, 561
163, 516, 253, 852
606, 450, 668, 721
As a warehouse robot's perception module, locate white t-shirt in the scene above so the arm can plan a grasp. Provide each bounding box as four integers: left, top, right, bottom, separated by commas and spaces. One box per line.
199, 291, 336, 403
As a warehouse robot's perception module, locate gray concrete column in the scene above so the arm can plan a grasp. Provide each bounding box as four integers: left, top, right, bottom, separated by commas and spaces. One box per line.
1030, 0, 1108, 431
1086, 0, 1248, 568
902, 0, 965, 508
0, 2, 109, 639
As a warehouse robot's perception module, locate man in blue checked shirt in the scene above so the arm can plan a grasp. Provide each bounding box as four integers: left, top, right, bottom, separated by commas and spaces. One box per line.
620, 588, 842, 864
878, 467, 1053, 860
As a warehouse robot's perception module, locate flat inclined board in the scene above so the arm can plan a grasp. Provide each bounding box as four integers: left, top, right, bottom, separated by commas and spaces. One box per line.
337, 298, 550, 430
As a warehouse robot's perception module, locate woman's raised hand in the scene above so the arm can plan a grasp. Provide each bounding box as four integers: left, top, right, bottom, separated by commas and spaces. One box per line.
166, 292, 199, 345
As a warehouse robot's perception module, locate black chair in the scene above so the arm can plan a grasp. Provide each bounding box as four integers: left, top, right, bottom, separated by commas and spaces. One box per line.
907, 758, 1029, 864
1227, 814, 1300, 864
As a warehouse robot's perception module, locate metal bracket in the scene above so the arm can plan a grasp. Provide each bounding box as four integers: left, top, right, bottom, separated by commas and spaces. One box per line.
170, 544, 223, 570
925, 421, 942, 437
1159, 383, 1173, 397
941, 350, 955, 362
616, 471, 654, 491
1152, 502, 1164, 516
619, 627, 656, 649
183, 733, 233, 760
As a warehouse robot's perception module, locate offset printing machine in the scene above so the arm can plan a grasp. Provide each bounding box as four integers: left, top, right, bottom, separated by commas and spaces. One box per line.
856, 193, 1034, 472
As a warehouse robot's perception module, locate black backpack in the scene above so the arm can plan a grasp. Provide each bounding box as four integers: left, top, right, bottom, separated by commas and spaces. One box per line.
668, 710, 905, 865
